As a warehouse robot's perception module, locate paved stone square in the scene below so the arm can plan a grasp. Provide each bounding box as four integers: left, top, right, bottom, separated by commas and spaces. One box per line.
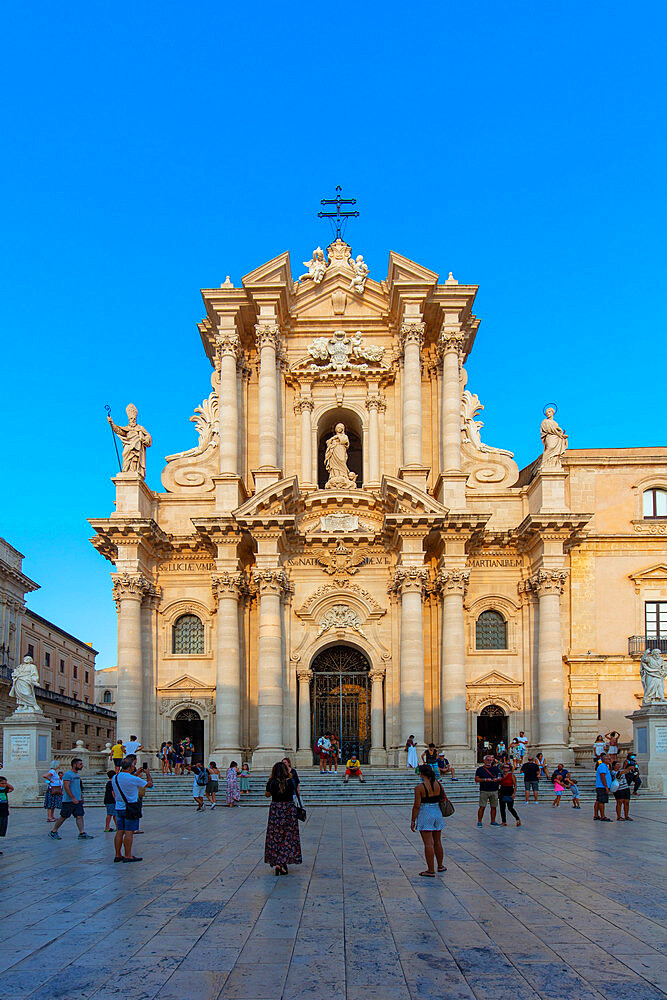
0, 801, 665, 1000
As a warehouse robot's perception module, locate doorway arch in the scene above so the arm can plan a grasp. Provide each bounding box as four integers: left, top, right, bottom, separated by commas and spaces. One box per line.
311, 645, 371, 763
172, 707, 204, 764
476, 703, 508, 762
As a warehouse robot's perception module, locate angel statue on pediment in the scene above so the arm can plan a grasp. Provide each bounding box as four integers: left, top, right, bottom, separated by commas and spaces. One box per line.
348, 254, 369, 294
298, 247, 327, 284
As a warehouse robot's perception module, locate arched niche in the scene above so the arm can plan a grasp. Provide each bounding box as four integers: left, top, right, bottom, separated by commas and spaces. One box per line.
317, 407, 363, 489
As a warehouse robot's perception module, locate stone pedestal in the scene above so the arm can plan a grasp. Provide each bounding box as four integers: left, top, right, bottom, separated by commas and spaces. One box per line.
628, 705, 667, 794
2, 712, 56, 803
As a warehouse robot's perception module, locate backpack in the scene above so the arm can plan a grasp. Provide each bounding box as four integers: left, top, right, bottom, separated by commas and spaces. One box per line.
196, 769, 208, 786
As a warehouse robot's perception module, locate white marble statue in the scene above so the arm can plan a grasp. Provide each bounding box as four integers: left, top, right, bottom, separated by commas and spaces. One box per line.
640, 647, 667, 705
324, 423, 357, 489
540, 407, 568, 470
298, 247, 327, 284
348, 254, 369, 294
351, 332, 384, 364
108, 404, 152, 477
9, 655, 42, 714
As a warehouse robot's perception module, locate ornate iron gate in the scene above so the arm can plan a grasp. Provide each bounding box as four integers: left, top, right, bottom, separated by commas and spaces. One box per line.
311, 646, 371, 764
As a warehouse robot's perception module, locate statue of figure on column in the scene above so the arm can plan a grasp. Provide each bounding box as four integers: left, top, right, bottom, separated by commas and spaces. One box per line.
540, 406, 568, 470
108, 404, 152, 477
324, 423, 357, 489
9, 655, 42, 714
640, 647, 667, 704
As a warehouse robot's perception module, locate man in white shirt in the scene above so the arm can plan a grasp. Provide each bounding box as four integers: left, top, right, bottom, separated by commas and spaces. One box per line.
317, 734, 331, 773
124, 735, 143, 756
113, 757, 152, 863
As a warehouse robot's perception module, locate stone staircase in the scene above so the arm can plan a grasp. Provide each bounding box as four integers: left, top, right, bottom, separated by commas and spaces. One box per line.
22, 766, 661, 807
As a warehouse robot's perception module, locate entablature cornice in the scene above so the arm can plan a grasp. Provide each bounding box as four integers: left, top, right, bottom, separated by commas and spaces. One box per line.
89, 518, 172, 564
510, 513, 592, 553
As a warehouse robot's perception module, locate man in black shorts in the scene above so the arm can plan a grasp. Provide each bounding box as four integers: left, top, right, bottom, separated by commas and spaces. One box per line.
521, 756, 540, 803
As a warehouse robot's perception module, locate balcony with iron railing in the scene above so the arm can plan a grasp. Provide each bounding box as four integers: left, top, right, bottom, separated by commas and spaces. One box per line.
628, 636, 667, 658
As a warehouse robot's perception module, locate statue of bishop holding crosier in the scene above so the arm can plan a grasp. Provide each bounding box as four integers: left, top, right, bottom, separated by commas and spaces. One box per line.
108, 403, 152, 478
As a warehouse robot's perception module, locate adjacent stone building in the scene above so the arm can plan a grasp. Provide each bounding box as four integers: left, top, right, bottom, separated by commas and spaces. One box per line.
89, 239, 667, 767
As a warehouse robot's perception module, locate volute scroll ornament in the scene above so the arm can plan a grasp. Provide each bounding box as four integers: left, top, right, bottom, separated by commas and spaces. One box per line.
391, 567, 429, 596
399, 321, 425, 352
211, 572, 244, 603
526, 569, 568, 597
317, 605, 367, 639
437, 568, 470, 597
296, 668, 314, 684
111, 572, 150, 608
162, 373, 219, 493
438, 327, 466, 356
369, 666, 386, 683
255, 323, 282, 352
253, 568, 292, 598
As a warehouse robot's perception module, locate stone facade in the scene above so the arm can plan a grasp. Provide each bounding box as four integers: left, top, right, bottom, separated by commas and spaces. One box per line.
89, 239, 667, 766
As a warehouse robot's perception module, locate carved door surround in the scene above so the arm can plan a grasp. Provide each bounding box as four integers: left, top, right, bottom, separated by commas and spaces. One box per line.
466, 670, 523, 714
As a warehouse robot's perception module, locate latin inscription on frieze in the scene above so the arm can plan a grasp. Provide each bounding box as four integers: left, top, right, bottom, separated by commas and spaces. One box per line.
469, 557, 522, 568
160, 562, 216, 573
289, 555, 390, 567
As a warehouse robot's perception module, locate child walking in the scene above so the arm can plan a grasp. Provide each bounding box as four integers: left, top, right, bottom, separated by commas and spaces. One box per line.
103, 770, 117, 831
567, 776, 581, 808
239, 763, 251, 795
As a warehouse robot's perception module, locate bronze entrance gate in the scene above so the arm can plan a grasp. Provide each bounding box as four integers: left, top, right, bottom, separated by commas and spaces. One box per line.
311, 646, 371, 764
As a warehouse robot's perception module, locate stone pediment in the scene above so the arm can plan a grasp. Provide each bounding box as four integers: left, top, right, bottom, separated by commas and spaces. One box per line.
160, 674, 213, 692
469, 671, 519, 688
466, 670, 524, 713
234, 477, 299, 522
382, 476, 449, 517
629, 563, 667, 589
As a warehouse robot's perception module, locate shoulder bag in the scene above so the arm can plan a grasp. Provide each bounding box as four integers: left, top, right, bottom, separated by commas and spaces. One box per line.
294, 791, 307, 822
436, 782, 455, 817
114, 775, 142, 820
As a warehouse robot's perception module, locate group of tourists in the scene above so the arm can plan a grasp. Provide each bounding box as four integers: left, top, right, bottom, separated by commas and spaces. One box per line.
156, 737, 195, 774
190, 761, 252, 809
315, 732, 340, 772
406, 737, 458, 781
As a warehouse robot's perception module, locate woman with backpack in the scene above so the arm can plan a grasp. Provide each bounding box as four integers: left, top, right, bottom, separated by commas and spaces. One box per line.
192, 763, 208, 811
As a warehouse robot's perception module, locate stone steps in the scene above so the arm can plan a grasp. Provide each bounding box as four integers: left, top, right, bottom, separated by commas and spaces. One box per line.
22, 767, 660, 806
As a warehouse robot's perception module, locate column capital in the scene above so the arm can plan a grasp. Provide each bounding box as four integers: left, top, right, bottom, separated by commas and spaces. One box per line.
142, 584, 162, 611
398, 320, 425, 352
438, 326, 466, 357
391, 566, 428, 596
253, 567, 292, 597
366, 391, 386, 412
255, 322, 281, 351
215, 329, 240, 360
436, 568, 470, 597
369, 666, 386, 682
212, 571, 244, 603
294, 396, 314, 415
525, 569, 568, 597
296, 667, 313, 684
111, 572, 149, 608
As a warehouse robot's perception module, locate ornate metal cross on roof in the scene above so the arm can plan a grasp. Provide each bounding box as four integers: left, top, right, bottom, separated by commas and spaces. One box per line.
318, 185, 359, 240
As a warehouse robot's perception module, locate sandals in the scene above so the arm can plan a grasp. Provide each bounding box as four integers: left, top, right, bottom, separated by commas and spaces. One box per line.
418, 871, 436, 878
437, 866, 447, 872
122, 856, 143, 863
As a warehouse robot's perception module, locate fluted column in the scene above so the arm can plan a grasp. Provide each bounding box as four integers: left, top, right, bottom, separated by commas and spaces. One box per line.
253, 568, 289, 767
295, 396, 314, 487
369, 666, 386, 763
438, 568, 470, 750
297, 668, 313, 753
393, 567, 428, 745
216, 328, 240, 475
366, 391, 384, 485
140, 586, 161, 751
212, 572, 243, 759
439, 328, 466, 472
400, 321, 424, 467
112, 573, 148, 741
530, 570, 569, 750
256, 323, 280, 469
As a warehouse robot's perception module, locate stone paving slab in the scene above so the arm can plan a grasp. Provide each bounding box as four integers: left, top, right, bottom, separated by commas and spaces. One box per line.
0, 800, 664, 999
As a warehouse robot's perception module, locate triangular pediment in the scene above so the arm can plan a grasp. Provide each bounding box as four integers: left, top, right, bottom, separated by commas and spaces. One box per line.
292, 270, 389, 321
161, 674, 211, 691
382, 476, 449, 516
242, 250, 293, 289
387, 251, 439, 287
630, 563, 667, 583
469, 671, 522, 688
234, 477, 299, 521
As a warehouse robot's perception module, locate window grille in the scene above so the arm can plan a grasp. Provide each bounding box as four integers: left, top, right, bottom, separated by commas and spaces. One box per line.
475, 610, 508, 650
172, 614, 205, 654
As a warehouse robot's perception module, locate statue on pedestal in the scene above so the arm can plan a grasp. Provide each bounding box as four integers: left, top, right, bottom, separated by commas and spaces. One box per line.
324, 423, 357, 489
108, 404, 152, 477
9, 655, 42, 714
640, 648, 667, 705
540, 406, 568, 470
348, 254, 369, 294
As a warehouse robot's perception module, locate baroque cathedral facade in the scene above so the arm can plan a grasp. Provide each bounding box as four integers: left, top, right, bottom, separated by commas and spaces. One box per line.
90, 239, 667, 767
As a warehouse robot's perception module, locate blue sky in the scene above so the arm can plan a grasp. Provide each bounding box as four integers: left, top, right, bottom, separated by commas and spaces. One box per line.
1, 3, 665, 672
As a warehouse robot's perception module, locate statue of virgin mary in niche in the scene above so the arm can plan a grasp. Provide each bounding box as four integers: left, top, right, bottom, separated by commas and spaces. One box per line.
324, 423, 357, 490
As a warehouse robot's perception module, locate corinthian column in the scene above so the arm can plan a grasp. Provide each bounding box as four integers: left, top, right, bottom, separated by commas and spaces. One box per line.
369, 666, 386, 765
141, 586, 161, 751
296, 668, 313, 766
530, 569, 569, 752
253, 568, 289, 767
256, 323, 280, 470
393, 567, 428, 746
112, 573, 148, 741
216, 327, 240, 476
438, 568, 471, 757
212, 572, 243, 759
366, 391, 384, 486
400, 322, 424, 467
439, 327, 466, 473
295, 395, 314, 487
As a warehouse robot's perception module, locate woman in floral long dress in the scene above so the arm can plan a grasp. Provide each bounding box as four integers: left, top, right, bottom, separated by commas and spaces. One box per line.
264, 761, 302, 875
225, 761, 240, 807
